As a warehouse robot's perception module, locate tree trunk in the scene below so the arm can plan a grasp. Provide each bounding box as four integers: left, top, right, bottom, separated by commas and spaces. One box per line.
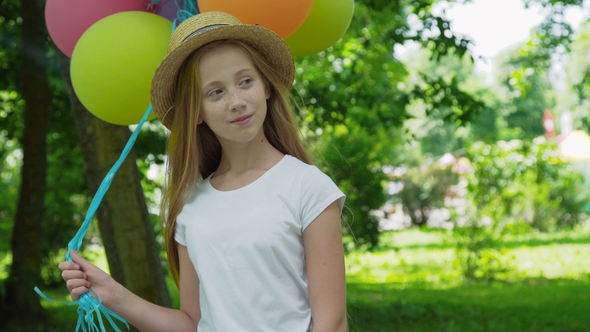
55, 52, 172, 325
1, 0, 50, 328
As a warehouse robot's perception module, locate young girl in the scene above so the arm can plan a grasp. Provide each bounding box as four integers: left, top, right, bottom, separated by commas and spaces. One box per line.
60, 11, 347, 332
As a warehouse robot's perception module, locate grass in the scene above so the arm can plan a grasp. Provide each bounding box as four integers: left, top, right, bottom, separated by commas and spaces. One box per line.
345, 222, 590, 331
347, 279, 590, 332
23, 222, 590, 331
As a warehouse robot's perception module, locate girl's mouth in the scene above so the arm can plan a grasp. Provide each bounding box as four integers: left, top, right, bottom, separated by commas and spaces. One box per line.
231, 114, 252, 125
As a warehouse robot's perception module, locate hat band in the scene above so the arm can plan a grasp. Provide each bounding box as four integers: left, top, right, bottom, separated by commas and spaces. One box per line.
183, 24, 229, 42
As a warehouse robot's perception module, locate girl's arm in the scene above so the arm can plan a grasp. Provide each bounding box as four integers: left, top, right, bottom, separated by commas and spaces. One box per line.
303, 201, 348, 332
59, 244, 201, 331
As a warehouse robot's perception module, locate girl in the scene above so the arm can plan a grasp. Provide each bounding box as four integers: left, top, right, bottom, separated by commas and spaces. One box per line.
60, 11, 347, 332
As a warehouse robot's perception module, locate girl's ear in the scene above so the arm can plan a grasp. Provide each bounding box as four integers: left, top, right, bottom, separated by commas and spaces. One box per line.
265, 84, 271, 100
197, 112, 204, 125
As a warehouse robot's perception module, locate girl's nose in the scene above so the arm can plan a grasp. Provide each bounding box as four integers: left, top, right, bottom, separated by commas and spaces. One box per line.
229, 89, 246, 111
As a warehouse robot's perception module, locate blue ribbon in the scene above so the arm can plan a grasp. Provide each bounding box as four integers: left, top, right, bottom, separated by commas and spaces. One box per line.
170, 0, 200, 28
35, 105, 152, 332
36, 3, 202, 331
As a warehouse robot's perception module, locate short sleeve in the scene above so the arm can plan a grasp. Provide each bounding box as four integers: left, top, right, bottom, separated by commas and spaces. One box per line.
174, 221, 187, 246
299, 166, 346, 231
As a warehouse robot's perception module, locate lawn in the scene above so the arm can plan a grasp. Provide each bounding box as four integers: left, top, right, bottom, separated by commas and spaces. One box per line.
345, 224, 590, 331
33, 222, 590, 331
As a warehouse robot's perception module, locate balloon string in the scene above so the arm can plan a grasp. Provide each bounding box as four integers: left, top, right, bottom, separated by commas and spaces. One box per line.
66, 104, 153, 260
36, 4, 200, 331
171, 0, 199, 28
35, 105, 153, 332
146, 0, 199, 26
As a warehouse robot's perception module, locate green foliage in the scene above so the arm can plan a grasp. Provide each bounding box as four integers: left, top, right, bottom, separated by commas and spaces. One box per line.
313, 125, 390, 248
404, 73, 486, 126
0, 2, 24, 258
42, 49, 90, 279
294, 3, 410, 248
0, 135, 19, 252
392, 162, 457, 227
564, 21, 590, 131
0, 1, 90, 285
467, 138, 587, 230
0, 0, 23, 140
450, 137, 588, 280
294, 1, 487, 247
492, 54, 553, 140
451, 222, 514, 281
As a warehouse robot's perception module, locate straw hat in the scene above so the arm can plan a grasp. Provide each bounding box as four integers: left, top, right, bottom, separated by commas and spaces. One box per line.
150, 11, 295, 129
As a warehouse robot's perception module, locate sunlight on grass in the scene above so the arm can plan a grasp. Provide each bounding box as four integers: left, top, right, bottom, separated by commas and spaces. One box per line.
378, 228, 447, 249
32, 223, 590, 332
0, 252, 11, 279
345, 224, 590, 289
83, 245, 110, 273
345, 224, 590, 331
346, 248, 460, 288
511, 244, 590, 279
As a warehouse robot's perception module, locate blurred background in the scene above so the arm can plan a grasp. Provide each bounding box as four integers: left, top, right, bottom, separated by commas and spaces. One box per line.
1, 0, 590, 331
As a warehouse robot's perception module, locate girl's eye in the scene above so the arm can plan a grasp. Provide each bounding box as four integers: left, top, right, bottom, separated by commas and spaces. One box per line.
208, 89, 223, 97
240, 78, 253, 86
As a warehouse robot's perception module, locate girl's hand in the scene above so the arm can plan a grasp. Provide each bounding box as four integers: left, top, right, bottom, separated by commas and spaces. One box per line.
58, 250, 119, 305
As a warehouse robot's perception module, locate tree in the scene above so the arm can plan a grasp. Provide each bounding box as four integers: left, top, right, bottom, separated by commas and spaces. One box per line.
562, 20, 590, 130
55, 51, 172, 320
1, 0, 49, 327
294, 0, 485, 247
0, 0, 171, 329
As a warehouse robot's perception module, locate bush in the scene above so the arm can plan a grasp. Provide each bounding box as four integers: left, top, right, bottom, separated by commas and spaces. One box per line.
392, 162, 457, 227
451, 137, 587, 280
466, 137, 587, 231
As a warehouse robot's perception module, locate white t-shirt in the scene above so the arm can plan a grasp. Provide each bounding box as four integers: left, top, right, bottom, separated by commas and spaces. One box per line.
175, 155, 345, 332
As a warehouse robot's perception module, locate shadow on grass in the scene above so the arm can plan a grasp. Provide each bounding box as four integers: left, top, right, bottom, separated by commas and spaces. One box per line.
347, 277, 590, 332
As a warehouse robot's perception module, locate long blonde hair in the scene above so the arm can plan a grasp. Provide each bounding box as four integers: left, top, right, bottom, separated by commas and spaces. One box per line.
160, 40, 311, 283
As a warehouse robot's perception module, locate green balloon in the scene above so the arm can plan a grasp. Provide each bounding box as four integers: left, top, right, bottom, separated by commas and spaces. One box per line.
71, 11, 170, 125
285, 0, 354, 56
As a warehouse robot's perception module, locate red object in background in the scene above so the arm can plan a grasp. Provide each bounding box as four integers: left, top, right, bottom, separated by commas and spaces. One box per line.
543, 109, 556, 138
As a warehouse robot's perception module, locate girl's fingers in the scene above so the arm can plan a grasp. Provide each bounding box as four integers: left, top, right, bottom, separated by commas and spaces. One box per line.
58, 251, 92, 272
58, 261, 81, 271
69, 250, 92, 269
70, 286, 90, 301
66, 278, 91, 291
61, 270, 87, 282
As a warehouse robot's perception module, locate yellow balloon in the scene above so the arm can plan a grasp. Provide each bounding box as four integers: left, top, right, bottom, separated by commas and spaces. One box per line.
71, 11, 171, 125
285, 0, 354, 56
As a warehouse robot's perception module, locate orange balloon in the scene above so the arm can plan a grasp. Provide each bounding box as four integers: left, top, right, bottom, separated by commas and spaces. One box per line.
198, 0, 313, 38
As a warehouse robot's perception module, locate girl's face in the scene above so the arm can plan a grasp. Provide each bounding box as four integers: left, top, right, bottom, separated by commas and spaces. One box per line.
197, 43, 270, 147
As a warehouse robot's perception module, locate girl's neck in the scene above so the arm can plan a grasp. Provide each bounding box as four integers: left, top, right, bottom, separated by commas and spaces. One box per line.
215, 132, 284, 177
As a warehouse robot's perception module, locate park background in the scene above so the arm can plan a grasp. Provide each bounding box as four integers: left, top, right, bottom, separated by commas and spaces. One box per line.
1, 0, 590, 331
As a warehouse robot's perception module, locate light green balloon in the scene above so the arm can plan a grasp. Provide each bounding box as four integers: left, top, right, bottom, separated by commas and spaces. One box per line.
285, 0, 354, 56
71, 11, 170, 125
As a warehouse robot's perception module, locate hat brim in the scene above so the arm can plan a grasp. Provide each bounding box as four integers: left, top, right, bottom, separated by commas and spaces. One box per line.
150, 24, 294, 130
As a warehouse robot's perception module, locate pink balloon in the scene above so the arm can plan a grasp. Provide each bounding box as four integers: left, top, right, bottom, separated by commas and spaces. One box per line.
45, 0, 147, 57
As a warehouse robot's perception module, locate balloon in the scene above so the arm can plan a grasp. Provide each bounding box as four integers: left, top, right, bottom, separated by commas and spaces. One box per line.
45, 0, 146, 57
155, 0, 183, 22
285, 0, 354, 56
70, 11, 170, 126
198, 0, 313, 39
